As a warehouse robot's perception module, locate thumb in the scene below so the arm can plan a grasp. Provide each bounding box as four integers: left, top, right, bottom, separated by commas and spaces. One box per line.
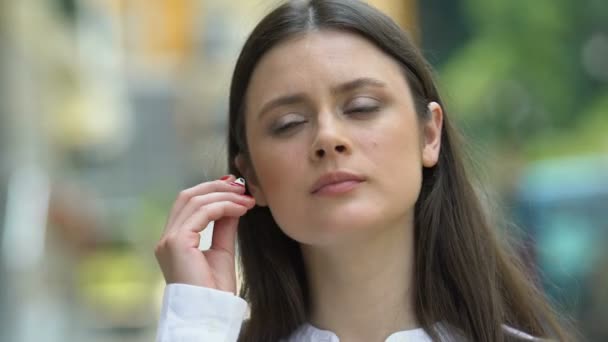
210, 216, 239, 256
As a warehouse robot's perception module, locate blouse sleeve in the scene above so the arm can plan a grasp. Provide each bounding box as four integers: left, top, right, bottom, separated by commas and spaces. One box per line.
156, 283, 248, 342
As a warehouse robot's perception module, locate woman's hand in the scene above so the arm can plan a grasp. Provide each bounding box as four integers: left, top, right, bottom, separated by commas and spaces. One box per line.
154, 175, 255, 293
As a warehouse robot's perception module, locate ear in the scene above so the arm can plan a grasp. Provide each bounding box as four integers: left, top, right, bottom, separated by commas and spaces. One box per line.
421, 101, 443, 168
235, 154, 268, 206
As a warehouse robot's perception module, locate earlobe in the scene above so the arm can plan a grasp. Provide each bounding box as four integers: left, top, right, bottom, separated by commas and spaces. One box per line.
235, 154, 268, 206
422, 102, 443, 168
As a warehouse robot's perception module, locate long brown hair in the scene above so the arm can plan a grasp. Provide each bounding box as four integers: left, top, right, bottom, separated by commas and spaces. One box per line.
227, 0, 573, 340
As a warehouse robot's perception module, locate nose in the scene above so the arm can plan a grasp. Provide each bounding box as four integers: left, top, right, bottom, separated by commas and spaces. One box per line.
314, 144, 348, 159
310, 115, 351, 161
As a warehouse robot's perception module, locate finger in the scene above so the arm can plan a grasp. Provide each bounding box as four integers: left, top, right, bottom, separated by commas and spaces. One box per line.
168, 176, 240, 225
166, 176, 237, 226
170, 192, 254, 232
181, 201, 249, 234
166, 177, 245, 229
210, 216, 239, 257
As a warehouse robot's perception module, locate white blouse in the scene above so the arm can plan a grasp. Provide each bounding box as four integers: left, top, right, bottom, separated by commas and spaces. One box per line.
156, 283, 539, 342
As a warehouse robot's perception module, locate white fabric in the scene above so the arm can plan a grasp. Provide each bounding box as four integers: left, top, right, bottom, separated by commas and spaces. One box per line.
285, 323, 434, 342
156, 284, 248, 342
156, 283, 539, 342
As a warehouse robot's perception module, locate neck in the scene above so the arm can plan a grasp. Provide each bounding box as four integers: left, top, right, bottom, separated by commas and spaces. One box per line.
301, 215, 418, 342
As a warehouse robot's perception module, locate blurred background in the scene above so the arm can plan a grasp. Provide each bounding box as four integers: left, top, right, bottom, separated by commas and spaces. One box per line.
0, 0, 606, 341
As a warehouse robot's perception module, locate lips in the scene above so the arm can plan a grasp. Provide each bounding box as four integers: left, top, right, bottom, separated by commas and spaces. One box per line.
310, 171, 365, 195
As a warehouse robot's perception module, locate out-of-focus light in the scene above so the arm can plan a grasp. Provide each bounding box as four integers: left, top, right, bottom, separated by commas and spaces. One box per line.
582, 33, 608, 82
1, 165, 50, 272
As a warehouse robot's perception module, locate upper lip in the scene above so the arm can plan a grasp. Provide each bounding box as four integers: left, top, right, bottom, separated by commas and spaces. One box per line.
310, 170, 365, 194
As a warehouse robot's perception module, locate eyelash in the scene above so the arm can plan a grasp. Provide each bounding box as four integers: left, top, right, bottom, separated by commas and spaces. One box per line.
344, 105, 380, 115
274, 120, 306, 134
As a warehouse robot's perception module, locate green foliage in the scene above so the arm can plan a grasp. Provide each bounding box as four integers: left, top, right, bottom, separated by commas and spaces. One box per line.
437, 0, 608, 160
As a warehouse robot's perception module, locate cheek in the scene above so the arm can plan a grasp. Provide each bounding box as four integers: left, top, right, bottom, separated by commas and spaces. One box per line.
250, 143, 312, 242
251, 141, 307, 198
359, 122, 422, 173
358, 118, 424, 203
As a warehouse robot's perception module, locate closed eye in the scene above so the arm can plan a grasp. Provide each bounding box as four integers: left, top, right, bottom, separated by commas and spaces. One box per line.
272, 119, 307, 135
344, 105, 380, 115
344, 96, 381, 116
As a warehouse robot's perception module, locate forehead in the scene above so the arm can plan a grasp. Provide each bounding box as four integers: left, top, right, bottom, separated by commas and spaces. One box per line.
245, 30, 409, 106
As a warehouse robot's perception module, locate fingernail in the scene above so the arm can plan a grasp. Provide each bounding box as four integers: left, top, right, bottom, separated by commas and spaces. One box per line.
229, 178, 245, 187
219, 175, 230, 180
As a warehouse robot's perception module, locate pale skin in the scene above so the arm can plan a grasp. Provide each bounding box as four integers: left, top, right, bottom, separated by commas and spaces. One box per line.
155, 30, 443, 342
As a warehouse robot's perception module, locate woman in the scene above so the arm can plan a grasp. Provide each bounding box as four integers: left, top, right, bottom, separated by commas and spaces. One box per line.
154, 0, 572, 341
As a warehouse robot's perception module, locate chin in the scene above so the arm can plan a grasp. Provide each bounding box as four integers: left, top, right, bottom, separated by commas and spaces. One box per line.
284, 211, 388, 246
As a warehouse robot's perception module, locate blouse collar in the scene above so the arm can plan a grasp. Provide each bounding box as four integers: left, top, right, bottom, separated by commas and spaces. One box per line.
289, 323, 433, 342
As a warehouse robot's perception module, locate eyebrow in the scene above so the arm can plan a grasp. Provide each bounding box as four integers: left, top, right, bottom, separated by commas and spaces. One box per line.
332, 77, 386, 95
256, 77, 386, 119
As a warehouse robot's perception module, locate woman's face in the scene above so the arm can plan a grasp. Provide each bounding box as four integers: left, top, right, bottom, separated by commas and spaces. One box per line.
239, 30, 442, 246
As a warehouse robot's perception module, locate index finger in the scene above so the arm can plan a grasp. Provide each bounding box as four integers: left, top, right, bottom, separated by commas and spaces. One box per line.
166, 176, 246, 229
